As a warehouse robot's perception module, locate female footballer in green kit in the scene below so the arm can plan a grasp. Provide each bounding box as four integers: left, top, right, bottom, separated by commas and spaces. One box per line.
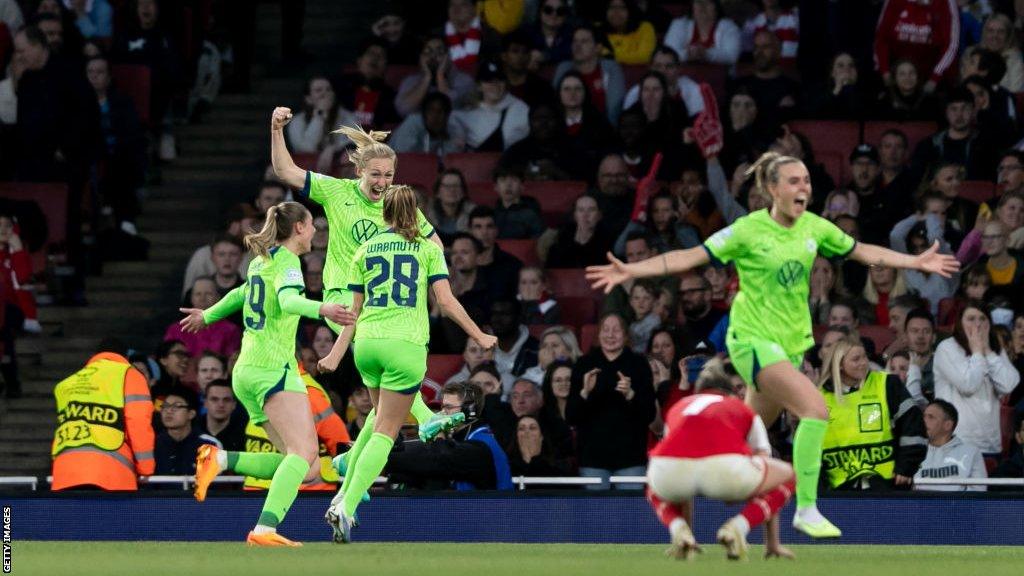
182, 202, 356, 546
319, 185, 496, 542
587, 152, 959, 538
268, 109, 456, 447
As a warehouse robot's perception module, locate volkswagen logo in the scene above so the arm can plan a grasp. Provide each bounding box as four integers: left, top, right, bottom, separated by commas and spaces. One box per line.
776, 260, 805, 289
351, 219, 379, 244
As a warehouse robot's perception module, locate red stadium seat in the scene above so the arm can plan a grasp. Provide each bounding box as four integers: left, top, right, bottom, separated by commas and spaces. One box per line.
557, 296, 598, 328
545, 268, 600, 301
863, 121, 937, 155
859, 325, 896, 352
397, 153, 441, 190
444, 152, 502, 183
466, 181, 497, 206
0, 182, 68, 272
677, 63, 728, 100
111, 64, 151, 127
527, 180, 587, 214
527, 324, 556, 339
817, 151, 846, 188
426, 354, 464, 383
497, 238, 540, 267
579, 323, 599, 352
959, 180, 996, 204
787, 120, 859, 166
292, 153, 318, 170
937, 297, 959, 327
621, 64, 648, 90
1001, 405, 1014, 454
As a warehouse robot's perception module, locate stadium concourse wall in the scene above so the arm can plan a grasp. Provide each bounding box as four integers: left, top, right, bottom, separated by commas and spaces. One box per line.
5, 492, 1024, 545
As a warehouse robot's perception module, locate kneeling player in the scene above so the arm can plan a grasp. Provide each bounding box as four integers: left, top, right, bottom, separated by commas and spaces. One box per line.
646, 359, 795, 561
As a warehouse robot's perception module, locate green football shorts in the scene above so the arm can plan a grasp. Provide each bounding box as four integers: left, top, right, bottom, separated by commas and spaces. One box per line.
353, 338, 426, 394
232, 363, 307, 424
726, 331, 803, 391
323, 287, 355, 335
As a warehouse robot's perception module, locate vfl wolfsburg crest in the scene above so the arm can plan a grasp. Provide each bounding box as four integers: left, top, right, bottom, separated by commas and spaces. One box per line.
351, 219, 379, 244
776, 260, 805, 289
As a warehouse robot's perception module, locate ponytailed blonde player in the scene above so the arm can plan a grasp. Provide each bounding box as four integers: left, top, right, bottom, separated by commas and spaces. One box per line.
182, 201, 356, 546
588, 151, 959, 539
320, 185, 496, 542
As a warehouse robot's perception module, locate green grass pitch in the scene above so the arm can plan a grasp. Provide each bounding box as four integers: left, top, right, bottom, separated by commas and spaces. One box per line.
9, 542, 1024, 576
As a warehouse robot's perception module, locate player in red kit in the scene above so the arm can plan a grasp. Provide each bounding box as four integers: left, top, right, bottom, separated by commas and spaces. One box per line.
646, 359, 796, 561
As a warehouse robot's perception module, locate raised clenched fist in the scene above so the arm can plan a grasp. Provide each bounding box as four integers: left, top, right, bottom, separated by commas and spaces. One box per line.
271, 107, 294, 130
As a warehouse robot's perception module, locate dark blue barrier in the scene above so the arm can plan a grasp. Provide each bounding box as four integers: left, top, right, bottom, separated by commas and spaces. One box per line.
4, 493, 1024, 545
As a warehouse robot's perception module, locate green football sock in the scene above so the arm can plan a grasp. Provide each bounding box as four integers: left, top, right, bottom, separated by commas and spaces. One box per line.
255, 453, 310, 528
792, 417, 828, 509
410, 392, 434, 425
342, 432, 393, 518
227, 452, 285, 479
339, 408, 376, 495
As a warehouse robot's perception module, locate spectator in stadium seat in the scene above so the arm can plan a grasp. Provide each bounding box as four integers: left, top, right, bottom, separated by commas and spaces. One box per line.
489, 299, 540, 396
195, 351, 225, 396
522, 326, 581, 384
500, 101, 593, 181
825, 300, 877, 357
570, 312, 656, 489
166, 276, 242, 359
154, 388, 217, 475
556, 70, 618, 168
198, 378, 246, 452
625, 71, 686, 152
395, 36, 476, 118
0, 0, 22, 32
663, 0, 740, 65
553, 25, 625, 124
346, 382, 373, 438
991, 410, 1024, 481
446, 336, 496, 386
469, 206, 523, 299
622, 46, 703, 120
730, 30, 799, 122
389, 92, 467, 156
874, 0, 959, 94
424, 169, 475, 244
849, 144, 908, 246
181, 203, 258, 297
302, 251, 324, 303
995, 151, 1024, 197
336, 37, 399, 128
719, 87, 772, 176
370, 12, 418, 65
818, 338, 927, 491
111, 0, 183, 162
546, 194, 614, 268
878, 128, 911, 189
588, 154, 634, 236
627, 280, 661, 353
769, 127, 836, 209
886, 349, 911, 384
934, 301, 1020, 455
803, 52, 869, 121
0, 213, 38, 334
973, 221, 1024, 310
452, 59, 530, 152
525, 0, 574, 68
444, 0, 486, 73
677, 272, 724, 344
517, 267, 560, 326
979, 12, 1024, 92
918, 163, 974, 249
86, 55, 147, 233
913, 399, 988, 491
602, 0, 656, 65
862, 265, 908, 327
614, 191, 701, 257
286, 75, 357, 173
912, 87, 999, 181
191, 235, 245, 302
432, 233, 491, 352
501, 30, 555, 108
539, 358, 576, 424
964, 76, 1018, 152
890, 207, 959, 316
873, 59, 942, 123
808, 256, 850, 325
505, 414, 576, 476
742, 0, 799, 64
603, 232, 679, 323
960, 46, 1018, 129
68, 0, 112, 42
152, 339, 192, 402
492, 166, 544, 239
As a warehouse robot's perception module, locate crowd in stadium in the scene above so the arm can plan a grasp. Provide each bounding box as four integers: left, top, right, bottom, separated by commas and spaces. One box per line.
3, 0, 1024, 490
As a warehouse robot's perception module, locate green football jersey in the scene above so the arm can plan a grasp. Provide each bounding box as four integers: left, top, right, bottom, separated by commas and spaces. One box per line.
236, 246, 309, 369
302, 174, 435, 291
347, 231, 449, 346
703, 209, 856, 356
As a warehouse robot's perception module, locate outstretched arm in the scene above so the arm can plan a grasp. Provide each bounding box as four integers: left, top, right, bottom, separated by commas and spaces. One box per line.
586, 247, 711, 294
433, 279, 497, 349
319, 292, 363, 374
850, 240, 959, 278
270, 107, 307, 189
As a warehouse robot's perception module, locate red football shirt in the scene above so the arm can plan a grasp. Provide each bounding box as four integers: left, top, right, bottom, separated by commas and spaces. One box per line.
650, 393, 756, 458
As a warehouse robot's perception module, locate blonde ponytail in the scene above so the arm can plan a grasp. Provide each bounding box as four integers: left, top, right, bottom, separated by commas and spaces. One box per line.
384, 185, 421, 242
331, 124, 396, 169
744, 151, 802, 200
244, 201, 310, 260
816, 337, 860, 403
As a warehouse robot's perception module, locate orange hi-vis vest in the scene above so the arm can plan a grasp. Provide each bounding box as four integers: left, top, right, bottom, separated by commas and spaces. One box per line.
51, 353, 155, 490
243, 366, 351, 491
